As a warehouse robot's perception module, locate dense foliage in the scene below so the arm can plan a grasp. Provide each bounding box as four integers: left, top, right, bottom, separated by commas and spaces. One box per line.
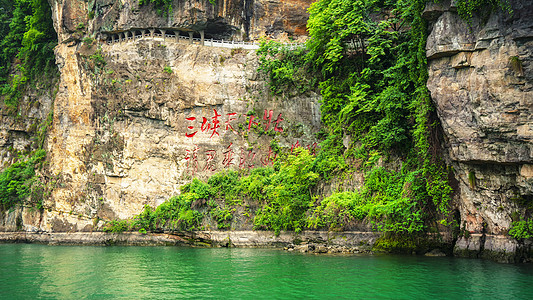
104, 149, 320, 235
256, 42, 316, 96
0, 0, 55, 211
456, 0, 512, 22
102, 0, 516, 245
304, 0, 452, 234
509, 219, 533, 240
107, 0, 453, 238
0, 0, 57, 112
0, 149, 46, 210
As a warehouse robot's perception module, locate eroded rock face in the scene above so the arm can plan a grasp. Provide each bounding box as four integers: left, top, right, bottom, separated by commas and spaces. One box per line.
0, 71, 55, 233
50, 0, 313, 43
4, 0, 531, 262
20, 0, 321, 232
425, 0, 533, 260
0, 84, 55, 170
1, 0, 316, 233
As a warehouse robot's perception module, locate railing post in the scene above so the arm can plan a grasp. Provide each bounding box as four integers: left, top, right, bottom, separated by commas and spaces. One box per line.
200, 30, 205, 46
188, 31, 193, 44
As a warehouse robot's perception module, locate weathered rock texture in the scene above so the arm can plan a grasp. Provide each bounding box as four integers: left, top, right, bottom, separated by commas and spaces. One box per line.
0, 80, 55, 174
0, 230, 381, 248
0, 73, 56, 234
0, 0, 321, 233
424, 0, 533, 261
51, 0, 313, 43
2, 0, 533, 262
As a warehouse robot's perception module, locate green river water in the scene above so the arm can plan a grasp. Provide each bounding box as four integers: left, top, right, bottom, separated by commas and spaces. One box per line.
0, 243, 532, 299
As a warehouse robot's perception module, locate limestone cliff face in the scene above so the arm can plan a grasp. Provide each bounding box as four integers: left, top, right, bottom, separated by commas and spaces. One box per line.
51, 0, 312, 43
1, 0, 320, 232
0, 73, 56, 232
3, 0, 533, 262
0, 88, 54, 170
424, 0, 533, 259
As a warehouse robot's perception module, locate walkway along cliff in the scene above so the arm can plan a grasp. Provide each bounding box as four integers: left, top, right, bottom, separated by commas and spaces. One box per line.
0, 0, 532, 262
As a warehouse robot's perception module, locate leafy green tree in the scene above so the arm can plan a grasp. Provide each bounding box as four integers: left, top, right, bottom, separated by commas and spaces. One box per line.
0, 0, 57, 111
19, 0, 57, 80
0, 149, 46, 210
0, 0, 30, 82
0, 0, 56, 210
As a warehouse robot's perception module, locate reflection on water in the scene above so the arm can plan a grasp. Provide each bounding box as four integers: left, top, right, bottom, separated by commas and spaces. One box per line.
0, 244, 532, 299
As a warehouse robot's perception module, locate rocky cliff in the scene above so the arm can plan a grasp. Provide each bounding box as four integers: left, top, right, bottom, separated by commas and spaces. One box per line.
424, 0, 533, 260
0, 0, 319, 232
53, 0, 313, 43
1, 0, 532, 262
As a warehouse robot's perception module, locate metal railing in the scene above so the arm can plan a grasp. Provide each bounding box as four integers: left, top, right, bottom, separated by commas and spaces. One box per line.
103, 32, 305, 50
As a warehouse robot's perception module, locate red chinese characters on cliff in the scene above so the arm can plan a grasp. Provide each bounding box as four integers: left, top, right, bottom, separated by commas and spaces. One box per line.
185, 109, 284, 138
262, 110, 284, 133
183, 141, 319, 175
182, 108, 318, 174
184, 145, 199, 174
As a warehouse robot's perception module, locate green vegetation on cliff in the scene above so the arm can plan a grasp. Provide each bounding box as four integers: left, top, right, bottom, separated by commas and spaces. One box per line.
509, 219, 533, 240
0, 0, 56, 210
101, 0, 516, 247
456, 0, 512, 21
107, 0, 453, 240
0, 149, 46, 210
258, 0, 453, 236
138, 0, 216, 16
138, 0, 173, 15
0, 0, 57, 112
105, 149, 320, 235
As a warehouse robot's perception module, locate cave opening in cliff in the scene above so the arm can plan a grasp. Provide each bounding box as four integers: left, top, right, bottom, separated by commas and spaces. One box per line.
203, 17, 238, 40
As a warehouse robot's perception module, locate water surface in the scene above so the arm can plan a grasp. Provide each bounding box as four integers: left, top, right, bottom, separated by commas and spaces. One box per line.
0, 244, 532, 299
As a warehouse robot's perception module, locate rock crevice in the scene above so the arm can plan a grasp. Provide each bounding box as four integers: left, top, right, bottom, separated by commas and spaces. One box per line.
425, 0, 533, 260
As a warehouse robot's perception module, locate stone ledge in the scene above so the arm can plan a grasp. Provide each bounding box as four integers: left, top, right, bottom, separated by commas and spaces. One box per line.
0, 232, 189, 246
0, 231, 382, 248
5, 231, 529, 263
195, 230, 382, 247
454, 234, 532, 263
